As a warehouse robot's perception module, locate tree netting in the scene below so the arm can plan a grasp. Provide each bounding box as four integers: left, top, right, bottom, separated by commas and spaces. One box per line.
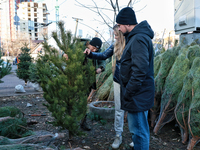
96, 73, 113, 100
150, 48, 178, 127
153, 52, 190, 133
155, 48, 178, 97
107, 83, 114, 101
174, 46, 200, 145
187, 63, 200, 150
96, 61, 112, 89
95, 61, 113, 100
153, 43, 200, 149
154, 54, 162, 78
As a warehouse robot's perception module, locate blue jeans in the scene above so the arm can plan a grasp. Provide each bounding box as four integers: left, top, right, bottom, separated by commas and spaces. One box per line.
128, 110, 149, 150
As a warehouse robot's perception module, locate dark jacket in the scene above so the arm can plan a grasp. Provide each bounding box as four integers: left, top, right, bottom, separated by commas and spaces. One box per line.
88, 44, 121, 83
89, 49, 106, 71
120, 20, 154, 112
84, 49, 106, 90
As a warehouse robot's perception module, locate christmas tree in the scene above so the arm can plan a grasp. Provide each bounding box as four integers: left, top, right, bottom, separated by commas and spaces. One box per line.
36, 21, 95, 136
0, 51, 12, 83
16, 44, 32, 85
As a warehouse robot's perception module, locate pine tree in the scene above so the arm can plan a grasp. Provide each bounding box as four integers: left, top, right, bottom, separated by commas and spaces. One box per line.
0, 51, 12, 83
36, 21, 95, 136
16, 44, 32, 85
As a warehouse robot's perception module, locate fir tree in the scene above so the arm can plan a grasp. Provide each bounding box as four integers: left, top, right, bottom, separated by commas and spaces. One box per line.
28, 63, 40, 83
16, 44, 32, 85
0, 51, 12, 83
36, 21, 95, 136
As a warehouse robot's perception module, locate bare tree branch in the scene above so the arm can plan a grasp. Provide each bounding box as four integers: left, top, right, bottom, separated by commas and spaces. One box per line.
75, 0, 98, 14
75, 4, 113, 12
74, 0, 146, 41
92, 0, 112, 28
127, 0, 132, 7
116, 0, 119, 12
78, 21, 109, 45
110, 0, 116, 11
136, 5, 147, 12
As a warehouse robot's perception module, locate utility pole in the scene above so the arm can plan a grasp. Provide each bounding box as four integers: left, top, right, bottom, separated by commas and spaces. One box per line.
55, 0, 59, 32
72, 17, 83, 38
161, 28, 166, 49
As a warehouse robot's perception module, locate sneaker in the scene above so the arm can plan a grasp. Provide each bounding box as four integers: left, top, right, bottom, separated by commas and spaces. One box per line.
129, 142, 134, 147
112, 135, 122, 149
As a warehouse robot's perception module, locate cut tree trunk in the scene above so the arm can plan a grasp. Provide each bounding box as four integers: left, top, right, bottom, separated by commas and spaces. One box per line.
187, 136, 200, 150
150, 109, 157, 128
0, 144, 54, 150
0, 116, 13, 122
153, 99, 172, 134
0, 130, 66, 145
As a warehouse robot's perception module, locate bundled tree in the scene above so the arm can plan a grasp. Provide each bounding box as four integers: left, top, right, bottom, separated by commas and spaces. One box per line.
16, 44, 32, 85
187, 65, 200, 150
28, 63, 40, 84
35, 21, 95, 137
0, 51, 12, 83
150, 46, 180, 127
153, 52, 190, 134
175, 57, 200, 145
0, 106, 32, 139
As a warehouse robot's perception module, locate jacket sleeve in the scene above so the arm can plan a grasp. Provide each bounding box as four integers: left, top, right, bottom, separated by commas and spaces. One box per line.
97, 59, 106, 71
88, 44, 114, 60
125, 36, 149, 97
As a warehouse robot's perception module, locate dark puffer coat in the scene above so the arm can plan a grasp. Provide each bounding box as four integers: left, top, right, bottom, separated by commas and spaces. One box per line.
120, 20, 155, 112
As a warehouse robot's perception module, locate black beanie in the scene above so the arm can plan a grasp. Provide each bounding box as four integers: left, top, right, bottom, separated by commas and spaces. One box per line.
89, 37, 102, 49
116, 7, 138, 25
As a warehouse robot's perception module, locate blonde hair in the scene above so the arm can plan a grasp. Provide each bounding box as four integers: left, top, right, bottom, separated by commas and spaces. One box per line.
113, 24, 125, 60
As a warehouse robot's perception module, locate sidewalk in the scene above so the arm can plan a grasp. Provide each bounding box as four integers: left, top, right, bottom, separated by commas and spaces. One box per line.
0, 65, 43, 97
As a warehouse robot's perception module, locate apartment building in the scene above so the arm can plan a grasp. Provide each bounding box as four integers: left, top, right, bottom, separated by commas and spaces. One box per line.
17, 1, 48, 41
0, 0, 16, 44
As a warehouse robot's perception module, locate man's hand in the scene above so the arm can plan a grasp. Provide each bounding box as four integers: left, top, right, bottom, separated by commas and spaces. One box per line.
63, 53, 68, 60
83, 48, 91, 55
96, 68, 102, 74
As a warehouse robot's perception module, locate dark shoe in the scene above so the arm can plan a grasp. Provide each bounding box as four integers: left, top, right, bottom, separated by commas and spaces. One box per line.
80, 115, 91, 131
81, 120, 91, 131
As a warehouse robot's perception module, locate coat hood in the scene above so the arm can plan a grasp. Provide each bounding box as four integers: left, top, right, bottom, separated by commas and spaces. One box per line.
125, 20, 154, 42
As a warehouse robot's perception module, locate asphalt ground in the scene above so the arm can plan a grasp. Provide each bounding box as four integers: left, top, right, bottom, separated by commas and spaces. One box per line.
0, 65, 43, 97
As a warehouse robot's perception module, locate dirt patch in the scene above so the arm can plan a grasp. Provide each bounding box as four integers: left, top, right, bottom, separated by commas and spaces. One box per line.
0, 94, 199, 150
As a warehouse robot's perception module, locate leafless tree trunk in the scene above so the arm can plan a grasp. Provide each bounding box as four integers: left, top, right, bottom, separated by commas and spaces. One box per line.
75, 0, 146, 41
3, 32, 37, 57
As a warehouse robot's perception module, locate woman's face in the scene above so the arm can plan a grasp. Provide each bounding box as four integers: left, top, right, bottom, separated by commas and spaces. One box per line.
88, 44, 98, 52
114, 31, 119, 41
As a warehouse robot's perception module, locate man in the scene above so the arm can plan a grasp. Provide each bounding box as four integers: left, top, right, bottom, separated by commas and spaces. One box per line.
16, 54, 21, 69
116, 7, 154, 150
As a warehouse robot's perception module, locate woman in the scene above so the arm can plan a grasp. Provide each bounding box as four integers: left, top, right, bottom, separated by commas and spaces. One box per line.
84, 25, 134, 149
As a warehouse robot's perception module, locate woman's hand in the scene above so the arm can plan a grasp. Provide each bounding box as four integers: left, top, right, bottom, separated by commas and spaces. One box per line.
63, 53, 68, 60
96, 68, 102, 74
83, 48, 91, 55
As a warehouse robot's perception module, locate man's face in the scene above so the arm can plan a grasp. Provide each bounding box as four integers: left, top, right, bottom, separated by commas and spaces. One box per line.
117, 24, 128, 34
88, 44, 98, 52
